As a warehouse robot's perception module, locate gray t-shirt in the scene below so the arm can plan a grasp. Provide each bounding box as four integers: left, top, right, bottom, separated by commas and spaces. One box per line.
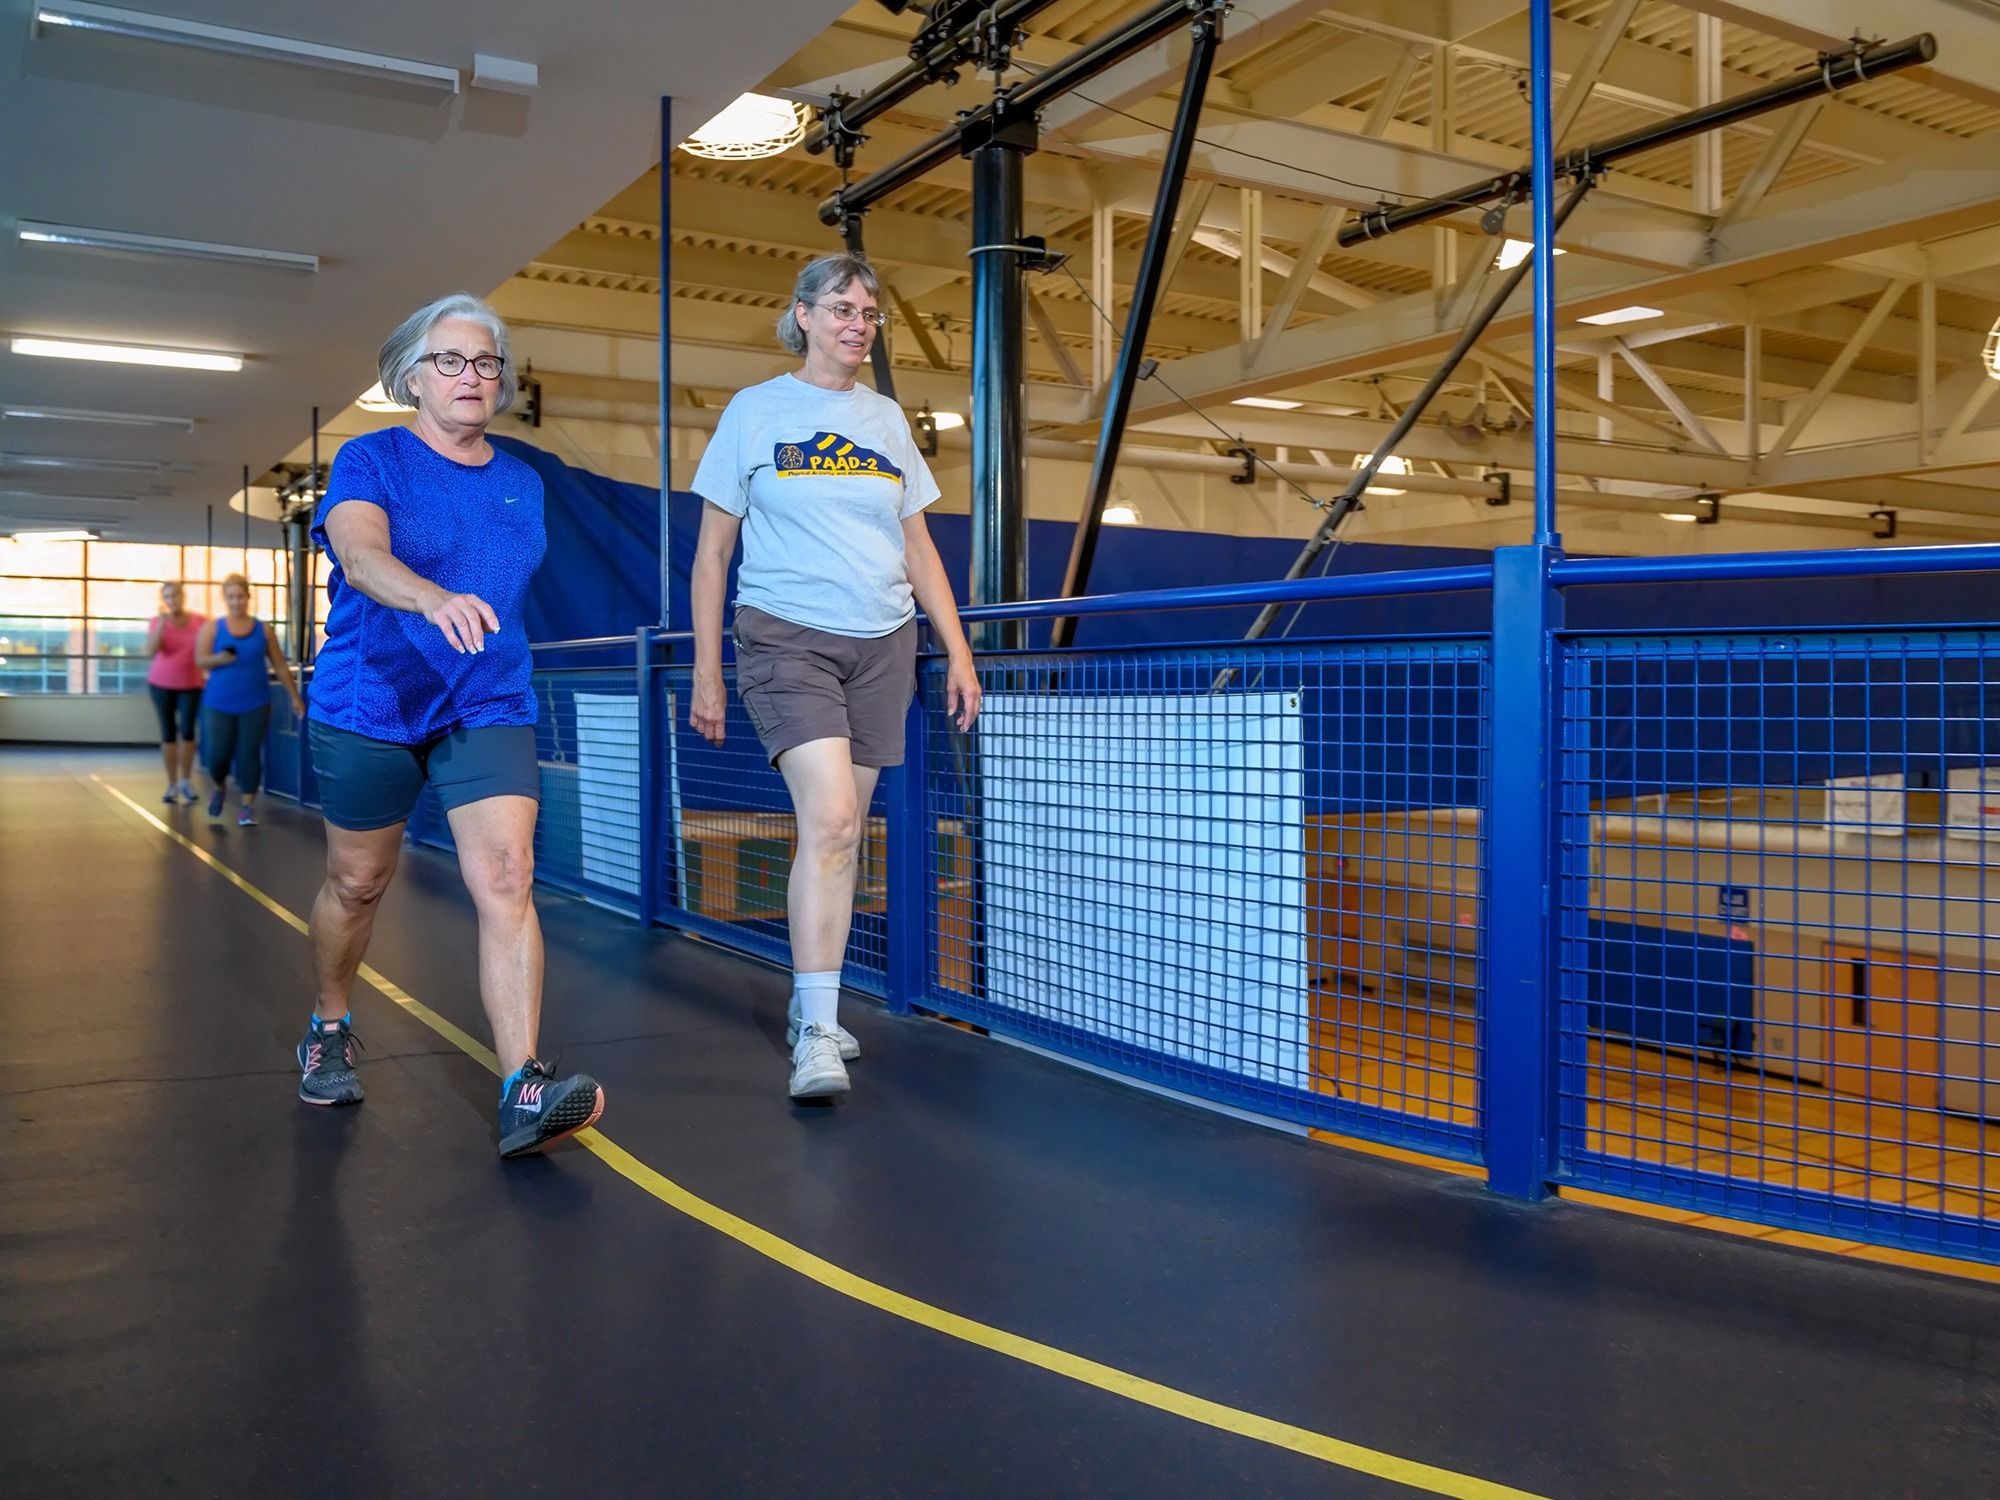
691, 373, 941, 637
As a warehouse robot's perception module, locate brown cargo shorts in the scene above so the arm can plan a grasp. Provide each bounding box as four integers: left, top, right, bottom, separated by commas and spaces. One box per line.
732, 605, 919, 768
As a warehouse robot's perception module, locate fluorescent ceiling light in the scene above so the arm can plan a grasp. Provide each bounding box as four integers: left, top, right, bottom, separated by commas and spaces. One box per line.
0, 488, 139, 507
1352, 452, 1410, 497
1232, 396, 1304, 411
0, 452, 165, 474
33, 3, 460, 92
1101, 502, 1141, 526
355, 381, 410, 412
682, 94, 809, 160
11, 337, 243, 372
1578, 306, 1663, 327
1, 403, 193, 431
1495, 239, 1565, 271
1660, 511, 1700, 522
929, 410, 965, 431
18, 220, 317, 272
471, 53, 538, 94
4, 527, 99, 541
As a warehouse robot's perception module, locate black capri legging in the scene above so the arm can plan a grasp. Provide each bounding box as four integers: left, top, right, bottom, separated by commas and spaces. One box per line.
149, 685, 201, 743
203, 705, 271, 795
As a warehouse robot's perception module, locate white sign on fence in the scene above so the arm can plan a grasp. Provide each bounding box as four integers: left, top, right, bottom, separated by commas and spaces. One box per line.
976, 690, 1309, 1088
1826, 772, 1906, 836
575, 692, 641, 895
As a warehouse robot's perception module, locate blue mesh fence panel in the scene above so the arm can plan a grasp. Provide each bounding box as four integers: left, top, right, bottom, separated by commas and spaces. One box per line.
920, 637, 1489, 1157
265, 685, 304, 802
1559, 629, 2000, 1261
652, 661, 890, 996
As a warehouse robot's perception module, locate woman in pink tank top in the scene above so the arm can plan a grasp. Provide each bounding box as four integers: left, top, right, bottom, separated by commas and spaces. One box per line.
145, 581, 207, 803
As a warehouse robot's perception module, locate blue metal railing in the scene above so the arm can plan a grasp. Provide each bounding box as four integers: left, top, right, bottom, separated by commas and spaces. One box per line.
258, 541, 2000, 1264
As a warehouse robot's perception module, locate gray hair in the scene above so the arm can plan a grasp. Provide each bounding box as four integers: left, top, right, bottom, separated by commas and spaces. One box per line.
776, 253, 882, 355
378, 292, 517, 416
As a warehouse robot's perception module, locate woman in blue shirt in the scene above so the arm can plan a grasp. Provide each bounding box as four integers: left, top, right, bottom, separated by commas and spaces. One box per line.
193, 571, 303, 826
299, 291, 604, 1158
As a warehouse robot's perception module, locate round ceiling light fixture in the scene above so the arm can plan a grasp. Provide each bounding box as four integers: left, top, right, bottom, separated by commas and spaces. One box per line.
1352, 452, 1410, 496
682, 94, 810, 161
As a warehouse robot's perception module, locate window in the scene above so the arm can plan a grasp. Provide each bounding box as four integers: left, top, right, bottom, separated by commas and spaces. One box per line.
0, 540, 312, 694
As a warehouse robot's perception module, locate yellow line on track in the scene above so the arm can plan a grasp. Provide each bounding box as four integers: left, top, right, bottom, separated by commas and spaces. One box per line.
92, 774, 1547, 1500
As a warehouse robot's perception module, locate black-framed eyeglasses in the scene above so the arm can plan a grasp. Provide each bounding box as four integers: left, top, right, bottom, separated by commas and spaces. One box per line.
425, 350, 506, 380
815, 301, 888, 329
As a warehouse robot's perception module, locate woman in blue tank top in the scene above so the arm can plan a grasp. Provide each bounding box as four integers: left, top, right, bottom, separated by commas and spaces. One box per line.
194, 573, 304, 826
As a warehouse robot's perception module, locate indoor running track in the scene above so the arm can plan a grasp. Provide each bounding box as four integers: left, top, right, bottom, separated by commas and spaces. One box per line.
5, 749, 1999, 1499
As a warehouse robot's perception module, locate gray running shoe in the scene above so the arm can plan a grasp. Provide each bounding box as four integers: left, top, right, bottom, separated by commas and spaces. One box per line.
297, 1017, 364, 1106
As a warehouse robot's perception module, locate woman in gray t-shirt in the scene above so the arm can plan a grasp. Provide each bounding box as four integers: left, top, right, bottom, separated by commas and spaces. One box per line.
690, 252, 981, 1103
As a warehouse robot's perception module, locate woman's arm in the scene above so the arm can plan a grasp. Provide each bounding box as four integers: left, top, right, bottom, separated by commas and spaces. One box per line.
265, 626, 306, 714
145, 613, 167, 656
689, 502, 742, 746
902, 511, 981, 732
322, 500, 498, 654
191, 618, 234, 670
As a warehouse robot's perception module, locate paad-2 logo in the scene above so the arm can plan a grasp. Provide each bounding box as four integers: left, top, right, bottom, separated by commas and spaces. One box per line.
774, 432, 904, 483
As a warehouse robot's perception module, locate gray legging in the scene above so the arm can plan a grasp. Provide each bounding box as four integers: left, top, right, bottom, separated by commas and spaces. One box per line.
203, 704, 271, 795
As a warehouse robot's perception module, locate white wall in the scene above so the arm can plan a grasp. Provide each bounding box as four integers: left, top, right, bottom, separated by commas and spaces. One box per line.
0, 694, 159, 744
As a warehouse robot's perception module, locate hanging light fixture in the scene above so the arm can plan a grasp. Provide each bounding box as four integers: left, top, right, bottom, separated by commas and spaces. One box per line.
681, 94, 810, 161
1984, 314, 2000, 382
1351, 453, 1410, 496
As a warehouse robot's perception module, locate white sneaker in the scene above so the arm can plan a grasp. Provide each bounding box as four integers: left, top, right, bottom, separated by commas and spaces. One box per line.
787, 995, 860, 1061
789, 1023, 851, 1099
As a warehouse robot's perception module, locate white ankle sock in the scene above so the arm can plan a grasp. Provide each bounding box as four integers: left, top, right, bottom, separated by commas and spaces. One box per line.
793, 971, 841, 1030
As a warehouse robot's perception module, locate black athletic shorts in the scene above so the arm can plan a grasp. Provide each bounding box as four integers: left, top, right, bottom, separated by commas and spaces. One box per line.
307, 720, 539, 832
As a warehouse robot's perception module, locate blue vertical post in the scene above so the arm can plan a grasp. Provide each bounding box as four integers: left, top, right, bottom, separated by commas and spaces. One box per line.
658, 95, 675, 633
636, 627, 661, 927
883, 688, 931, 1014
1485, 0, 1566, 1199
1529, 0, 1558, 546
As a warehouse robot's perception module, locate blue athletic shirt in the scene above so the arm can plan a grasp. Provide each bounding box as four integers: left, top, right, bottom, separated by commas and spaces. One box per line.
310, 426, 546, 745
203, 616, 269, 714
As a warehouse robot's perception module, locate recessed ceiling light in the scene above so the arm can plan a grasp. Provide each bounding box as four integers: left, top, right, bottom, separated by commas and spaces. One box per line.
1578, 306, 1663, 327
355, 382, 410, 413
0, 452, 166, 474
1352, 453, 1410, 496
1495, 239, 1566, 271
1660, 512, 1700, 522
10, 337, 243, 372
18, 220, 318, 272
33, 3, 461, 92
1233, 396, 1304, 411
1, 403, 194, 431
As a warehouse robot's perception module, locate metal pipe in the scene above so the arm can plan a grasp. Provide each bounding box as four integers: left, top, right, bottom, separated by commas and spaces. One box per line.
957, 562, 1495, 625
801, 0, 1068, 156
1552, 542, 2000, 587
819, 0, 1204, 226
1240, 175, 1596, 644
1530, 0, 1557, 545
1338, 33, 1935, 247
1052, 2, 1222, 649
842, 213, 899, 401
967, 121, 1033, 650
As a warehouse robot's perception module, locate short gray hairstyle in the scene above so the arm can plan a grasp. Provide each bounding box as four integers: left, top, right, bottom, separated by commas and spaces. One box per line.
378, 292, 517, 416
776, 253, 882, 355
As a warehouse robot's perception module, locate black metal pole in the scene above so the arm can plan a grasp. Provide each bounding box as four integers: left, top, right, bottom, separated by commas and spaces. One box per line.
842, 214, 898, 402
802, 0, 1068, 157
1235, 175, 1597, 652
966, 115, 1035, 652
1051, 4, 1222, 650
819, 0, 1201, 227
1339, 33, 1933, 247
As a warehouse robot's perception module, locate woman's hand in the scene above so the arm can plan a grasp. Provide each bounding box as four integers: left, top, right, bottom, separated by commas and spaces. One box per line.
944, 650, 981, 732
691, 669, 728, 746
424, 591, 498, 654
289, 690, 307, 718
